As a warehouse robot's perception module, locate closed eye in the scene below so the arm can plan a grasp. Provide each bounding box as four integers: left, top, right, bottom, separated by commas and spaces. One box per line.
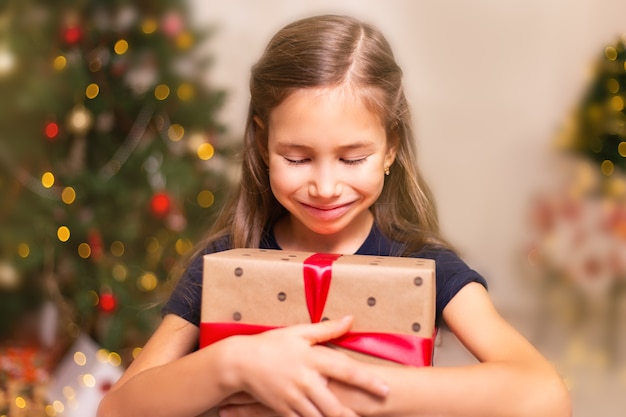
341, 157, 367, 166
283, 156, 310, 165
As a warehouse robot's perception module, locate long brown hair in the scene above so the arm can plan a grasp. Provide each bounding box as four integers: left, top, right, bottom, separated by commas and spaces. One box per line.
197, 14, 449, 257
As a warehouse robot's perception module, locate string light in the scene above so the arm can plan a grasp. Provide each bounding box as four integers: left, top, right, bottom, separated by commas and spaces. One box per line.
167, 124, 184, 141
78, 242, 92, 259
610, 96, 624, 112
61, 186, 76, 204
138, 272, 158, 291
154, 84, 170, 100
41, 171, 55, 188
114, 39, 129, 55
17, 243, 30, 258
141, 18, 157, 34
605, 46, 618, 61
110, 240, 125, 256
197, 190, 215, 208
177, 83, 194, 101
197, 143, 214, 160
57, 226, 70, 242
601, 160, 615, 176
73, 352, 87, 366
53, 55, 67, 71
175, 238, 193, 255
112, 263, 128, 282
176, 32, 193, 50
86, 83, 100, 99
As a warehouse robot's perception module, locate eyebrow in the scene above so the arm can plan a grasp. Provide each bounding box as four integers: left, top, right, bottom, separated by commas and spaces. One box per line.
273, 141, 375, 151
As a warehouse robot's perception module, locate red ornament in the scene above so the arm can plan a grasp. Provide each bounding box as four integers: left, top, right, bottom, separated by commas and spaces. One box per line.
150, 192, 171, 218
99, 292, 117, 313
63, 25, 82, 44
44, 122, 59, 140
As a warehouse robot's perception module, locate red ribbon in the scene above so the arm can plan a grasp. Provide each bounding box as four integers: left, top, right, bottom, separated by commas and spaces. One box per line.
200, 253, 434, 366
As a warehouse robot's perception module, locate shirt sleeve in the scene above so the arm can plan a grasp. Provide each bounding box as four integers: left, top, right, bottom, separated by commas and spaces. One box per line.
161, 237, 231, 326
161, 252, 205, 326
415, 248, 488, 327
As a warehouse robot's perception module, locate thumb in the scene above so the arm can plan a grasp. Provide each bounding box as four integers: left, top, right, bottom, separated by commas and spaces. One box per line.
302, 315, 353, 345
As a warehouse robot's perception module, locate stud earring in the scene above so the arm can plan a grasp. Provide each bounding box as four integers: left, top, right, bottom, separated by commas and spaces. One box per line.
384, 165, 390, 176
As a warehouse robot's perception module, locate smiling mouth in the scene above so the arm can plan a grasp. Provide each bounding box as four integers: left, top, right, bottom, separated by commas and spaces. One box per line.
300, 202, 353, 220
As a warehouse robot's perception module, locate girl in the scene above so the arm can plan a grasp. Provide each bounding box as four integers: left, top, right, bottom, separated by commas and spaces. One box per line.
98, 15, 571, 417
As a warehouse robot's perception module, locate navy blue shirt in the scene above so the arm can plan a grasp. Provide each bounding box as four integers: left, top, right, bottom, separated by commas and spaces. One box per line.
162, 224, 487, 328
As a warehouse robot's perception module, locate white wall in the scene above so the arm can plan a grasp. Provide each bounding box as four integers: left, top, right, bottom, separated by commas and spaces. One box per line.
188, 0, 626, 310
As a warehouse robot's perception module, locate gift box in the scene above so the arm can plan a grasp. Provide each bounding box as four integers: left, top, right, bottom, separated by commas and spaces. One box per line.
200, 249, 436, 366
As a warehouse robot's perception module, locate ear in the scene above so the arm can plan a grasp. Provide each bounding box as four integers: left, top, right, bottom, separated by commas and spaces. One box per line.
384, 134, 398, 168
252, 115, 270, 165
253, 115, 265, 130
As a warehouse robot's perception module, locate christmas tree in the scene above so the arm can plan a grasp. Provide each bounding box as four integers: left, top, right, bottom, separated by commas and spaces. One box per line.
559, 34, 626, 195
0, 0, 232, 362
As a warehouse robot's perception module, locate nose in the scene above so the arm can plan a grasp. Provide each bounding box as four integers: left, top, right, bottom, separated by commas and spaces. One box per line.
309, 163, 341, 199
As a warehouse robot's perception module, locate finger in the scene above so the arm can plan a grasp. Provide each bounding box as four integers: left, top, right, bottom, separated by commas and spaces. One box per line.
314, 347, 389, 398
219, 403, 277, 417
304, 375, 360, 417
299, 316, 353, 345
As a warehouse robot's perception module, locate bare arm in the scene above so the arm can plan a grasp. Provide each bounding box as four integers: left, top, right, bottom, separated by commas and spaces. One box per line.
331, 283, 572, 417
220, 283, 571, 417
97, 314, 389, 417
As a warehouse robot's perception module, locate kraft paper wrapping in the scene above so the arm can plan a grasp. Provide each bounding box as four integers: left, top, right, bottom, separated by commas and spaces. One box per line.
200, 248, 436, 366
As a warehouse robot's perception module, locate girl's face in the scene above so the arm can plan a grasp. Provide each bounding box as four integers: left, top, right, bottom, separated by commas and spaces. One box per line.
265, 86, 396, 247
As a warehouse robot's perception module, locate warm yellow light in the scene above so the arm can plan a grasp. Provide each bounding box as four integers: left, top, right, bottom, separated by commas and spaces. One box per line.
132, 347, 143, 359
17, 243, 30, 258
197, 143, 214, 160
81, 373, 96, 387
610, 95, 624, 112
114, 39, 129, 55
108, 351, 122, 366
62, 186, 76, 204
607, 78, 620, 94
112, 263, 128, 282
197, 190, 215, 208
110, 240, 125, 256
175, 238, 193, 255
45, 404, 57, 416
177, 83, 194, 101
154, 84, 170, 100
52, 400, 64, 413
142, 18, 157, 34
138, 272, 158, 291
601, 160, 614, 176
57, 226, 70, 242
88, 290, 99, 306
78, 242, 91, 259
73, 351, 87, 366
62, 386, 76, 400
41, 171, 55, 188
605, 46, 618, 61
86, 83, 99, 99
176, 32, 193, 49
15, 397, 26, 409
167, 124, 185, 141
96, 349, 110, 363
53, 55, 67, 71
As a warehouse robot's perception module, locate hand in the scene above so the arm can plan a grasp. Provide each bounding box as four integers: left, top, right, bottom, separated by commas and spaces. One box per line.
219, 316, 389, 417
